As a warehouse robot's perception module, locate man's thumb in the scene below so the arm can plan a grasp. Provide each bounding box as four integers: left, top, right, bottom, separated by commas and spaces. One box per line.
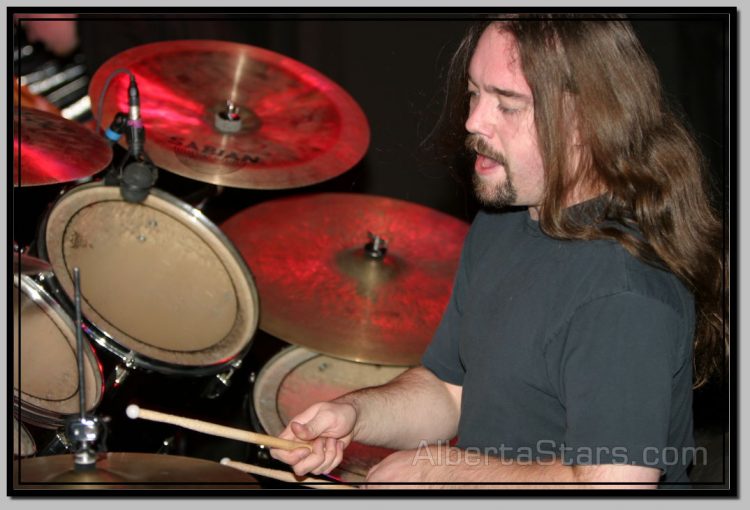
290, 420, 317, 440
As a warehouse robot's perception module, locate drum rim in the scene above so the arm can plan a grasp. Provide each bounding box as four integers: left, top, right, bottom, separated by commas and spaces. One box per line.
37, 181, 260, 376
13, 273, 104, 428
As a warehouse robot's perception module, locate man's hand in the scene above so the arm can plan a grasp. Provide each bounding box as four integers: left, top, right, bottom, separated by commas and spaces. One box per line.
269, 401, 357, 477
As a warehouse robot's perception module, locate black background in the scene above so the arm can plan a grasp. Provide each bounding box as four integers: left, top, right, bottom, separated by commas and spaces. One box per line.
11, 10, 730, 489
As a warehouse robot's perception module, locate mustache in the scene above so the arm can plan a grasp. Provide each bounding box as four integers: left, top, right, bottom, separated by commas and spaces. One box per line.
465, 135, 507, 166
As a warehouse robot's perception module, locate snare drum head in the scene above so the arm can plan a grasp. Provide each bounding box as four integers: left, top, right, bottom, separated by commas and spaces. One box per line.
254, 346, 408, 483
14, 416, 37, 458
40, 183, 259, 372
13, 274, 103, 428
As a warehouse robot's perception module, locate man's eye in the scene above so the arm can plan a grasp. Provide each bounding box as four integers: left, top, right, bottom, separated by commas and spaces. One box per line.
499, 105, 520, 115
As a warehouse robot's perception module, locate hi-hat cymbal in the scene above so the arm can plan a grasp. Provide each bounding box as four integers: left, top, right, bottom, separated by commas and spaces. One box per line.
89, 40, 370, 190
221, 193, 469, 366
14, 452, 260, 489
13, 108, 113, 187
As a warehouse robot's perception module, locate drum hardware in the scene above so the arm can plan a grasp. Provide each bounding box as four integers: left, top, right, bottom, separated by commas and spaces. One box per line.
109, 351, 136, 389
89, 39, 370, 190
201, 358, 244, 399
221, 192, 470, 366
156, 436, 176, 455
64, 267, 103, 470
37, 429, 75, 457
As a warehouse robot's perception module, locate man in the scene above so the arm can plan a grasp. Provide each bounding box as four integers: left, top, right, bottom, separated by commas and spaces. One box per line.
270, 14, 725, 489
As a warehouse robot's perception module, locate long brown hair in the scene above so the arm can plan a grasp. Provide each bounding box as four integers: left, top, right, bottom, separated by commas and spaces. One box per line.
438, 14, 726, 388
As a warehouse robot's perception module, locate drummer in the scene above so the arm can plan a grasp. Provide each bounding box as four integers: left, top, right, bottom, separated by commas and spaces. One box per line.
270, 15, 726, 489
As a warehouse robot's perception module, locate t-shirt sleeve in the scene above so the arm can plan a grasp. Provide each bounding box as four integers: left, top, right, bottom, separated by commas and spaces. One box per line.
548, 291, 689, 474
420, 219, 476, 386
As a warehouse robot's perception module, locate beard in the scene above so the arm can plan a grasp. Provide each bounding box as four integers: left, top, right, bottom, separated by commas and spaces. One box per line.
472, 172, 517, 208
465, 135, 517, 209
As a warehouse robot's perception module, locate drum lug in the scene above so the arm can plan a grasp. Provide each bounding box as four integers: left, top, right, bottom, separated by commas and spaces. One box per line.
112, 352, 136, 387
201, 361, 242, 400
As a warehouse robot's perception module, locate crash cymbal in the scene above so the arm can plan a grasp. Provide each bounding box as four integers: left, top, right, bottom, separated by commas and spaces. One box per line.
89, 40, 370, 190
13, 452, 260, 489
13, 108, 113, 187
13, 250, 52, 275
221, 193, 469, 366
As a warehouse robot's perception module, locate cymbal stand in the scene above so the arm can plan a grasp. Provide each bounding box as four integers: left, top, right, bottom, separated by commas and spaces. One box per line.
64, 267, 103, 470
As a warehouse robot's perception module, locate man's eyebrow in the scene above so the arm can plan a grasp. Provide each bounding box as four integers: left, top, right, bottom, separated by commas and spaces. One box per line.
487, 85, 531, 102
468, 77, 531, 102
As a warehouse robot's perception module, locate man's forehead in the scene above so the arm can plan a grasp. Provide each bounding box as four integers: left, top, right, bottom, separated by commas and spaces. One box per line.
469, 26, 530, 95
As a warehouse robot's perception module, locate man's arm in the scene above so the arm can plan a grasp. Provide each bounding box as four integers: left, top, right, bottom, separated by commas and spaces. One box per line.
343, 366, 462, 449
366, 445, 661, 489
270, 366, 462, 476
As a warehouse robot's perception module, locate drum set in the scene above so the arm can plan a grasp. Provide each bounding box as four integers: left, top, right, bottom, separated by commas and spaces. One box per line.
12, 38, 469, 490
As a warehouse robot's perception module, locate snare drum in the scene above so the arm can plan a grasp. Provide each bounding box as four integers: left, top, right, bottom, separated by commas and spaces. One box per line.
253, 345, 409, 483
13, 273, 104, 428
37, 182, 260, 380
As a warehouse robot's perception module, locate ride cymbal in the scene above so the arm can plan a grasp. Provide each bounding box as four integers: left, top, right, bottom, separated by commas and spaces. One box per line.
13, 452, 260, 489
221, 193, 469, 366
13, 108, 113, 187
89, 40, 370, 189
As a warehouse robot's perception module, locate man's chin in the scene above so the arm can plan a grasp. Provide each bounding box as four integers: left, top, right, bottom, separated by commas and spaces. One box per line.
472, 177, 517, 210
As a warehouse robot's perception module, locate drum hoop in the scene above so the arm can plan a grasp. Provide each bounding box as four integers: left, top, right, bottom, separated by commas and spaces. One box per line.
13, 273, 104, 428
37, 182, 260, 376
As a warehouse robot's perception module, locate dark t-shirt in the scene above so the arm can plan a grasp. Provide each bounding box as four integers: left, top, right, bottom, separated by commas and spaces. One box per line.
422, 207, 695, 486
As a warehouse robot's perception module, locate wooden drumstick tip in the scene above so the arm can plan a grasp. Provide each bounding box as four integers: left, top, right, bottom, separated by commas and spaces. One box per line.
220, 457, 231, 465
126, 404, 141, 419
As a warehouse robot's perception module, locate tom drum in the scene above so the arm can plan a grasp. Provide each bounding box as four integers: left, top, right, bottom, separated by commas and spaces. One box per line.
253, 345, 409, 483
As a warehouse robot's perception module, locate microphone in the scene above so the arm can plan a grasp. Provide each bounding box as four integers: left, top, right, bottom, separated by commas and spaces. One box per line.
120, 74, 157, 203
126, 75, 145, 159
120, 160, 157, 203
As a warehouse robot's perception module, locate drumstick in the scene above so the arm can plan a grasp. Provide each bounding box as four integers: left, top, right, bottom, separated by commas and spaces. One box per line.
125, 405, 312, 452
220, 458, 357, 490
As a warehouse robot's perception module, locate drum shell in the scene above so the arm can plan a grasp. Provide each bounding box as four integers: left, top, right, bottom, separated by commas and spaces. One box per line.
36, 182, 260, 378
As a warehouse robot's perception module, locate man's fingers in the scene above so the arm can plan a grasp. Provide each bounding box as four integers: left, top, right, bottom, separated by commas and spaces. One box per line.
291, 438, 327, 476
269, 446, 311, 464
311, 437, 339, 476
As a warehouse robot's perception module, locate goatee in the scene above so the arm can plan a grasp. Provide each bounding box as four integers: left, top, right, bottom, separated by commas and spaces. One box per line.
466, 134, 517, 209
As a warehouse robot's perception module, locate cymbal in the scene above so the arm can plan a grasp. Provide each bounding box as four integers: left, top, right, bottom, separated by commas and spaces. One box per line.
89, 40, 370, 190
221, 193, 469, 366
13, 108, 113, 187
14, 452, 260, 489
13, 250, 52, 275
